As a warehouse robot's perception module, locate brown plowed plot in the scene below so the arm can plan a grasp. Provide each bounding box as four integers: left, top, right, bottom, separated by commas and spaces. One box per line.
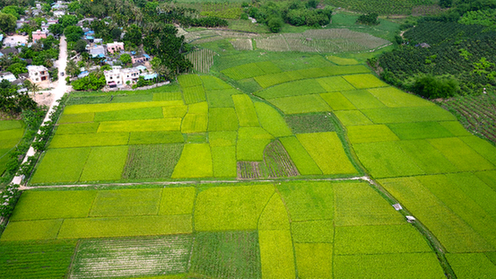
439, 92, 496, 144
70, 235, 193, 278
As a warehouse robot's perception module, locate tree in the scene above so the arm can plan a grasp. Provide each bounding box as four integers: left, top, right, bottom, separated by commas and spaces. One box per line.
440, 0, 453, 8
65, 60, 80, 77
0, 13, 17, 33
6, 63, 27, 77
124, 24, 142, 46
411, 74, 459, 99
119, 53, 132, 65
71, 72, 106, 91
1, 6, 23, 19
356, 13, 379, 25
59, 15, 78, 28
111, 28, 122, 41
267, 16, 284, 33
0, 80, 37, 117
48, 23, 64, 36
74, 39, 87, 53
64, 26, 84, 42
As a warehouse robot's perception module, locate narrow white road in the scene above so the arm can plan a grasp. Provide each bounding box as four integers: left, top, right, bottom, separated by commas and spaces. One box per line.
12, 36, 69, 186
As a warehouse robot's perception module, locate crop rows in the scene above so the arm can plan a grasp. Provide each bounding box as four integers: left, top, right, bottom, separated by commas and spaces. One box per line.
327, 0, 431, 15
185, 48, 217, 73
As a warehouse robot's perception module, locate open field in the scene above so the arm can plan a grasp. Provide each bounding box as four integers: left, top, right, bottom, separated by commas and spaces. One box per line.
0, 120, 24, 175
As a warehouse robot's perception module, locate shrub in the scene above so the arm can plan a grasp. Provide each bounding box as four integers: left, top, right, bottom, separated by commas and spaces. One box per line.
411, 74, 459, 99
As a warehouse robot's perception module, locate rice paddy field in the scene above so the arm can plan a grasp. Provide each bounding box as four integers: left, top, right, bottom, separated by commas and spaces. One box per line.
3, 50, 496, 278
0, 120, 24, 176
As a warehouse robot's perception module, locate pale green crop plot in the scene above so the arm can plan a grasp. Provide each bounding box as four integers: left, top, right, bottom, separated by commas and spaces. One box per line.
277, 181, 333, 221
159, 187, 196, 215
259, 230, 295, 279
31, 148, 91, 184
79, 146, 128, 181
93, 107, 164, 122
438, 121, 472, 136
327, 56, 360, 65
89, 188, 161, 217
49, 132, 130, 148
162, 105, 188, 118
317, 76, 355, 92
343, 74, 388, 89
334, 182, 404, 226
128, 131, 184, 145
206, 88, 238, 107
181, 104, 208, 133
341, 89, 386, 109
236, 127, 274, 161
447, 253, 496, 278
122, 144, 183, 179
1, 219, 63, 241
397, 140, 459, 174
387, 122, 454, 140
254, 72, 293, 88
98, 118, 182, 132
182, 85, 206, 104
295, 243, 332, 279
297, 132, 357, 174
367, 87, 434, 107
232, 94, 259, 126
0, 120, 24, 175
334, 110, 373, 126
279, 136, 322, 175
152, 91, 183, 101
194, 184, 274, 231
255, 79, 326, 99
57, 112, 95, 124
208, 108, 238, 131
200, 76, 231, 90
221, 61, 281, 80
291, 220, 334, 243
258, 194, 290, 230
460, 135, 496, 166
269, 95, 331, 114
209, 131, 237, 147
254, 102, 292, 137
172, 144, 213, 178
346, 124, 399, 143
56, 122, 99, 134
320, 92, 357, 110
362, 106, 456, 123
211, 146, 237, 178
178, 74, 202, 87
64, 100, 182, 114
284, 113, 336, 134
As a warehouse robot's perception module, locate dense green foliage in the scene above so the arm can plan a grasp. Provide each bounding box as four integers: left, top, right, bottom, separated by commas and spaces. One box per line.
356, 13, 379, 25
71, 72, 106, 91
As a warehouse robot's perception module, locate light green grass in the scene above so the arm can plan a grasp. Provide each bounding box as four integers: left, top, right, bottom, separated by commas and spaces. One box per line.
1, 220, 63, 241
10, 190, 97, 221
89, 188, 161, 217
159, 187, 196, 215
31, 148, 91, 184
297, 132, 357, 174
341, 90, 385, 109
183, 85, 206, 104
317, 76, 355, 92
64, 101, 183, 114
200, 76, 231, 90
428, 137, 495, 172
361, 106, 456, 123
129, 131, 184, 145
343, 74, 388, 89
195, 184, 274, 231
397, 140, 459, 174
347, 125, 400, 143
49, 132, 130, 148
256, 79, 326, 99
291, 220, 334, 243
162, 105, 188, 118
379, 177, 493, 252
206, 89, 238, 107
254, 102, 292, 137
57, 215, 192, 239
278, 181, 333, 221
295, 243, 332, 279
211, 146, 237, 178
279, 136, 322, 175
58, 112, 94, 123
320, 92, 357, 110
98, 119, 181, 132
122, 144, 183, 179
334, 224, 431, 254
334, 110, 373, 126
353, 141, 425, 178
258, 194, 290, 230
94, 107, 164, 122
208, 108, 238, 131
232, 94, 260, 127
259, 230, 295, 279
209, 131, 237, 147
152, 91, 183, 101
367, 87, 434, 107
447, 253, 496, 279
387, 122, 454, 140
56, 122, 100, 134
172, 143, 213, 178
334, 182, 404, 226
236, 127, 273, 161
270, 95, 331, 114
79, 146, 128, 181
327, 56, 359, 65
178, 74, 202, 87
334, 253, 445, 279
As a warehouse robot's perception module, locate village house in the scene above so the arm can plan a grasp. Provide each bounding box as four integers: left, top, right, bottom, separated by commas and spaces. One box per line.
121, 68, 140, 84
88, 45, 106, 58
0, 72, 17, 83
107, 42, 124, 54
132, 54, 150, 64
103, 67, 122, 86
27, 65, 49, 83
32, 30, 47, 41
53, 10, 65, 17
16, 18, 29, 29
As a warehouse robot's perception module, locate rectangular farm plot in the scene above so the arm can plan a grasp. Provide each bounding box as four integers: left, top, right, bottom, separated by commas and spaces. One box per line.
10, 190, 97, 221
79, 146, 128, 182
206, 89, 238, 107
122, 144, 183, 179
1, 219, 63, 241
49, 133, 129, 148
334, 253, 445, 279
341, 90, 385, 109
258, 194, 290, 230
255, 79, 326, 99
89, 188, 161, 217
211, 146, 237, 178
334, 110, 373, 126
474, 170, 496, 192
209, 131, 237, 147
162, 105, 188, 118
181, 114, 208, 133
320, 92, 357, 110
387, 122, 454, 140
284, 113, 336, 134
460, 135, 496, 166
30, 148, 90, 184
291, 220, 334, 242
367, 87, 434, 107
57, 215, 192, 239
178, 74, 202, 87
232, 94, 260, 127
56, 122, 99, 134
152, 91, 183, 101
347, 125, 400, 143
295, 243, 332, 279
297, 132, 357, 175
343, 74, 387, 89
334, 182, 404, 226
438, 121, 472, 136
194, 184, 274, 231
428, 137, 495, 172
183, 85, 206, 104
278, 181, 333, 221
98, 119, 182, 132
71, 236, 193, 279
334, 225, 431, 255
93, 107, 164, 122
208, 108, 238, 131
129, 131, 184, 145
447, 253, 496, 279
361, 106, 456, 124
254, 72, 293, 88
259, 230, 296, 279
58, 112, 94, 123
353, 141, 425, 178
269, 95, 331, 114
221, 63, 266, 80
322, 65, 370, 75
447, 172, 496, 218
279, 136, 322, 175
397, 140, 459, 174
171, 143, 213, 178
236, 127, 274, 161
159, 187, 196, 215
64, 100, 183, 114
200, 75, 231, 90
317, 76, 355, 92
254, 102, 292, 137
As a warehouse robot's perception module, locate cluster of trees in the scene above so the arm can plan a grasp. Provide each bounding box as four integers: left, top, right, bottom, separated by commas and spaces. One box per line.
0, 80, 37, 117
71, 71, 106, 91
19, 35, 59, 69
248, 0, 333, 32
356, 13, 379, 25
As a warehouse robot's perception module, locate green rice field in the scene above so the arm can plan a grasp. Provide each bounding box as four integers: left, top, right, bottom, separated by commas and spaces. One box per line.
0, 120, 24, 176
